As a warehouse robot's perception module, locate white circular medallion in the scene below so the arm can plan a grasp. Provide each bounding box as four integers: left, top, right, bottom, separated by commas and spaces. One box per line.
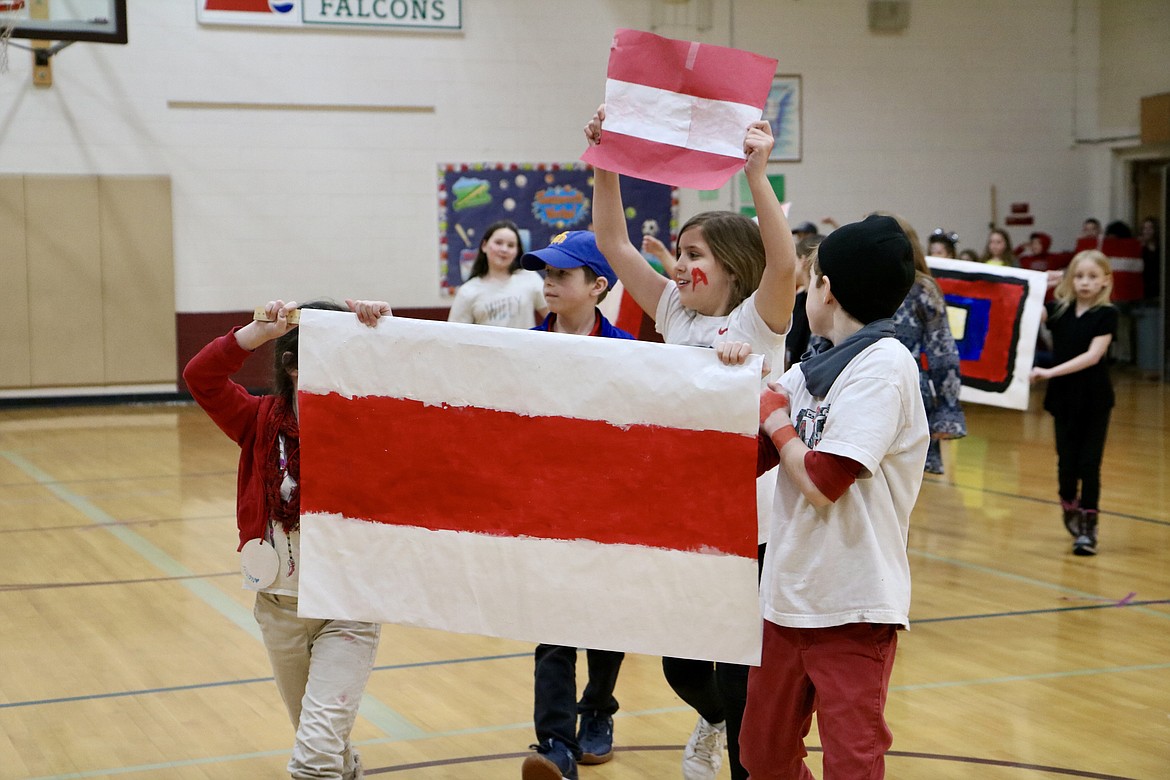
240, 538, 279, 590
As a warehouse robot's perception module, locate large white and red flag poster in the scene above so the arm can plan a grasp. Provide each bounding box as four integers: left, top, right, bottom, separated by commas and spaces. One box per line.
294, 311, 764, 664
926, 258, 1047, 410
581, 29, 778, 190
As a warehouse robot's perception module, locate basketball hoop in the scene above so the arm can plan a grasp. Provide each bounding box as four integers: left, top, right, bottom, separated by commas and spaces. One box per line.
0, 0, 25, 73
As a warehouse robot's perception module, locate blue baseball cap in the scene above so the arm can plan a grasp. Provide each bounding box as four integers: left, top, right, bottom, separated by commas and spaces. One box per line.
520, 231, 618, 289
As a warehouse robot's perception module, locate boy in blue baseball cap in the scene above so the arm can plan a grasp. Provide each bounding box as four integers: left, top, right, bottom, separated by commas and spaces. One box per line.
518, 230, 633, 779
522, 230, 633, 339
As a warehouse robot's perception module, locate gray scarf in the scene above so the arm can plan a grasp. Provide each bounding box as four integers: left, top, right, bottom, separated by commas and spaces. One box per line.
799, 318, 896, 397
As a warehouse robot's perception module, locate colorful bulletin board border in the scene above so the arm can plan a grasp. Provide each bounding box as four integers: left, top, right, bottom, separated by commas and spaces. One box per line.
438, 163, 678, 296
926, 258, 1047, 411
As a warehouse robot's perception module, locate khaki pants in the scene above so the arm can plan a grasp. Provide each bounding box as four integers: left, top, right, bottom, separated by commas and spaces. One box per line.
254, 592, 381, 779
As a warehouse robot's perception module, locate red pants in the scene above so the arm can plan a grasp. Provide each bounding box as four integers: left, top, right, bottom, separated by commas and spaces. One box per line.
740, 621, 898, 779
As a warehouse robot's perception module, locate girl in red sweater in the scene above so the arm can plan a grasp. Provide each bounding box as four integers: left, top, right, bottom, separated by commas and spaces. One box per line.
184, 298, 391, 779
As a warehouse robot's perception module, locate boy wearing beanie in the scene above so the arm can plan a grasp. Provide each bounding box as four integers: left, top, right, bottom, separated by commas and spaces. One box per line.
740, 214, 929, 779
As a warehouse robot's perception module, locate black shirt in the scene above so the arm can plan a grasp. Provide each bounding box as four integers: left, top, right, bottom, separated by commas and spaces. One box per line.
1043, 302, 1117, 416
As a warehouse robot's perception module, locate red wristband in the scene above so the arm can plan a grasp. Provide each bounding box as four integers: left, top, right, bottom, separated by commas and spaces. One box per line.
770, 425, 798, 450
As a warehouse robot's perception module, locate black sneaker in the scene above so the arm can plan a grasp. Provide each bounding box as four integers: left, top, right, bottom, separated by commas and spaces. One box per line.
1074, 512, 1098, 556
577, 710, 614, 765
1062, 505, 1082, 538
522, 739, 579, 780
1073, 533, 1097, 556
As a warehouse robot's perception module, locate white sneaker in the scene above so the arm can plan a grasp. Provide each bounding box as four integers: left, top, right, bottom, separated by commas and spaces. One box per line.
682, 717, 726, 780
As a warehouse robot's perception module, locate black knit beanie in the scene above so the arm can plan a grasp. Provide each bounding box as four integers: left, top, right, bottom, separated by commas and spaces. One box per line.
817, 215, 915, 324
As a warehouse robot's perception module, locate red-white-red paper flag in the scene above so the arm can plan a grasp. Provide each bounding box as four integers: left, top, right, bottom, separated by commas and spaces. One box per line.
581, 28, 778, 190
294, 312, 763, 664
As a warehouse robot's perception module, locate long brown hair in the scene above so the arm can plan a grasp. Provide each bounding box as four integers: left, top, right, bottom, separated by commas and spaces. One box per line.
981, 228, 1016, 265
871, 211, 940, 295
272, 300, 348, 402
467, 220, 525, 280
676, 211, 765, 312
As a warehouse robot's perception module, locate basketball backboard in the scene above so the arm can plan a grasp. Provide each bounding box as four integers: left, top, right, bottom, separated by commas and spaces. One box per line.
3, 0, 127, 44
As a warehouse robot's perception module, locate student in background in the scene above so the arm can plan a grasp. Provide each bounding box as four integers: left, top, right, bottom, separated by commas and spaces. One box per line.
981, 227, 1016, 266
926, 228, 958, 259
1140, 216, 1161, 302
791, 221, 819, 243
1030, 250, 1117, 556
1018, 232, 1053, 271
448, 219, 549, 328
884, 215, 967, 474
642, 233, 677, 280
785, 234, 821, 369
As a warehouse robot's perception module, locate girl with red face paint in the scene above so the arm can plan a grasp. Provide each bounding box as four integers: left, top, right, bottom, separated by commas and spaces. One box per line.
584, 105, 797, 780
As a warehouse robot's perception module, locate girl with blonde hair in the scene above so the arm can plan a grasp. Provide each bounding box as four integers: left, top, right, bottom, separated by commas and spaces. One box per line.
1030, 250, 1117, 556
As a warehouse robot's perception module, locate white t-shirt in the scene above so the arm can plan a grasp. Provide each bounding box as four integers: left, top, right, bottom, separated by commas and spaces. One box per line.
655, 284, 788, 543
655, 284, 786, 360
448, 271, 547, 329
762, 338, 928, 629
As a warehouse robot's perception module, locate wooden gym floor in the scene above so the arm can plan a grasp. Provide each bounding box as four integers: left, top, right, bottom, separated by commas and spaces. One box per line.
0, 368, 1167, 779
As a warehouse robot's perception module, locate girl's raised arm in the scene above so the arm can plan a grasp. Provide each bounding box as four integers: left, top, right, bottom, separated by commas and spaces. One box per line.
585, 105, 670, 319
743, 121, 796, 335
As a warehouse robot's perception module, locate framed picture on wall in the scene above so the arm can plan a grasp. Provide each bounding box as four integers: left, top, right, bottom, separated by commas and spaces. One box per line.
764, 74, 801, 162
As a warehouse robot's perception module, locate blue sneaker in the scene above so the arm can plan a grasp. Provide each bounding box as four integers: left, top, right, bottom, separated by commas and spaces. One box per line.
522, 739, 578, 780
577, 710, 614, 764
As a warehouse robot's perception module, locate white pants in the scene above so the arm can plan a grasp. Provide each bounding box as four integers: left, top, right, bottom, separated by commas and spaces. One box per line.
254, 592, 381, 779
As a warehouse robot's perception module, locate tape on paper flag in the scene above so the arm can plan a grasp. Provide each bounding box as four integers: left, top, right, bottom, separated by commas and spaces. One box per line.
582, 28, 778, 190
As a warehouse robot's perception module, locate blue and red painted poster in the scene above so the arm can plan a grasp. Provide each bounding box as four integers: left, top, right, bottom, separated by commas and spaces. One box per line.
926, 258, 1048, 410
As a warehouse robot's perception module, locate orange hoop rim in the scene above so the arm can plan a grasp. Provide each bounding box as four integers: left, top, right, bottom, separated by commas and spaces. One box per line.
0, 0, 25, 13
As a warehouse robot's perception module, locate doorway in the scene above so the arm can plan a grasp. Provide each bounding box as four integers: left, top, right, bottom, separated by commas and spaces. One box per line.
1128, 157, 1168, 379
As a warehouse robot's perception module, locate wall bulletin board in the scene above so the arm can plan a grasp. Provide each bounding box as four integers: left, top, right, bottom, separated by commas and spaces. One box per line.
439, 163, 677, 295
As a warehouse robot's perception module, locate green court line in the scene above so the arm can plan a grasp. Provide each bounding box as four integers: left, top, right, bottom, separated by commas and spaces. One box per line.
0, 450, 423, 742
22, 705, 687, 780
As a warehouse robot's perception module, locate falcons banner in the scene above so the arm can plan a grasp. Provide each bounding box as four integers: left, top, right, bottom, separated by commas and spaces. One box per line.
926, 258, 1047, 410
294, 311, 763, 664
581, 29, 778, 190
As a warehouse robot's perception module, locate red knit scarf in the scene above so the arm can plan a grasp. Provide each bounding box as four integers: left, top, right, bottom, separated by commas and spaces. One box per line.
262, 396, 301, 534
